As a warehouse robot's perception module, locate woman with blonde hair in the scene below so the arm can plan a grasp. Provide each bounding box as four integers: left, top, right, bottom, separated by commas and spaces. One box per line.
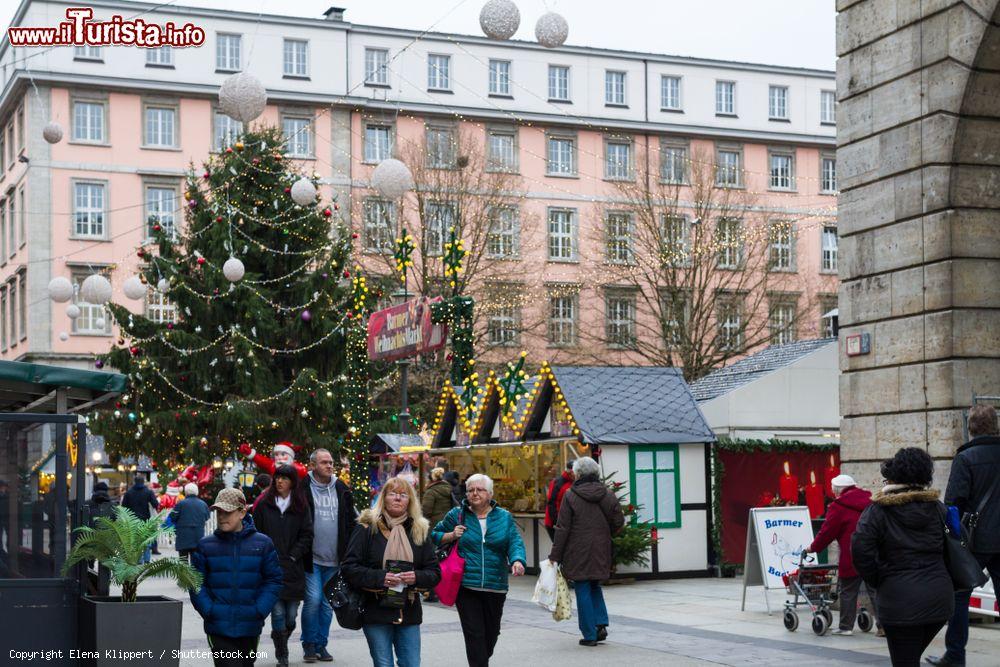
342, 477, 442, 667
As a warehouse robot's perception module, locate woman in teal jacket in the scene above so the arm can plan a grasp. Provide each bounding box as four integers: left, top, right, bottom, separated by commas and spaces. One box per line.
433, 473, 526, 667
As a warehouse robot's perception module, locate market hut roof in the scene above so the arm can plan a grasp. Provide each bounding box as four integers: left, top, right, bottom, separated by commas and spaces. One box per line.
549, 366, 715, 445
689, 338, 835, 402
0, 360, 126, 413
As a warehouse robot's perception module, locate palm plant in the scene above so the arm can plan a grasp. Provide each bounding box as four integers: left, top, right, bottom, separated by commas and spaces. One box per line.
62, 505, 202, 602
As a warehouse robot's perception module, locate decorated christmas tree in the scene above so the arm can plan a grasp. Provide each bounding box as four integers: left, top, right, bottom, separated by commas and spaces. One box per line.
92, 127, 368, 468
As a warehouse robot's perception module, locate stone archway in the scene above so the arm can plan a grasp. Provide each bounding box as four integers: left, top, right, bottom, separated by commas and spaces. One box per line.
837, 0, 1000, 486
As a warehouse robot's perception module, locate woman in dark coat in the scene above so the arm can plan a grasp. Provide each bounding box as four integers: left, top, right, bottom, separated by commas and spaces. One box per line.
170, 483, 211, 562
421, 467, 455, 528
548, 457, 624, 647
342, 476, 441, 667
251, 465, 313, 666
852, 447, 954, 667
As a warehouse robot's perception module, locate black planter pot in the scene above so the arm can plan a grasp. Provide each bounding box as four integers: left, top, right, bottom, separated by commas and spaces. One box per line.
78, 595, 183, 667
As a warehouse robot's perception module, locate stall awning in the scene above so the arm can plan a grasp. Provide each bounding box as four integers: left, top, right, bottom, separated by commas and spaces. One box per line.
550, 366, 715, 445
370, 433, 428, 454
0, 360, 126, 413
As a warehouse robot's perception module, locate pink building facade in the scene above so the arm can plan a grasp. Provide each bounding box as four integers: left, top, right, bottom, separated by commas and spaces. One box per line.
0, 0, 838, 372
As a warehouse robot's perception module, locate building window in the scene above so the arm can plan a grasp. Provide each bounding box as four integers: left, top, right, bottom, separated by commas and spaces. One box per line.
16, 104, 24, 154
6, 282, 14, 346
283, 39, 308, 77
718, 299, 743, 351
661, 75, 681, 110
604, 139, 632, 180
73, 182, 106, 238
145, 185, 177, 239
0, 203, 6, 261
216, 33, 241, 71
546, 135, 575, 176
8, 197, 15, 257
364, 123, 393, 163
661, 215, 690, 266
282, 116, 312, 157
548, 294, 576, 346
144, 106, 176, 148
547, 208, 575, 261
769, 301, 797, 345
18, 188, 25, 248
605, 70, 627, 105
145, 289, 176, 324
548, 65, 570, 101
769, 152, 795, 190
424, 201, 456, 256
769, 221, 794, 270
363, 199, 395, 254
146, 46, 172, 66
72, 101, 105, 143
768, 85, 789, 120
486, 128, 517, 172
716, 218, 742, 268
822, 226, 838, 272
487, 302, 519, 347
661, 291, 689, 348
820, 296, 838, 338
425, 126, 455, 168
821, 156, 837, 193
606, 293, 636, 348
213, 112, 242, 151
661, 141, 687, 184
606, 211, 633, 264
365, 48, 389, 85
0, 286, 6, 351
820, 90, 836, 124
74, 45, 102, 60
17, 271, 25, 340
716, 80, 736, 115
716, 148, 742, 187
0, 132, 4, 172
428, 54, 451, 90
487, 206, 518, 258
629, 445, 681, 528
488, 59, 511, 96
72, 271, 111, 334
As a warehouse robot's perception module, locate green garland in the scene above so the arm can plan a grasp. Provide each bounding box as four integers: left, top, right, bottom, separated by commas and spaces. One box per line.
393, 228, 415, 284
710, 438, 840, 570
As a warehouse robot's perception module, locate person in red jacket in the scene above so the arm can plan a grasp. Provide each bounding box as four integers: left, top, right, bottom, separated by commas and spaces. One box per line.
544, 462, 575, 541
238, 441, 308, 479
807, 474, 875, 636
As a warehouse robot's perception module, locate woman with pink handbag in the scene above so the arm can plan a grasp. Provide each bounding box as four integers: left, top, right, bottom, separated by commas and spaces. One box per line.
432, 474, 527, 667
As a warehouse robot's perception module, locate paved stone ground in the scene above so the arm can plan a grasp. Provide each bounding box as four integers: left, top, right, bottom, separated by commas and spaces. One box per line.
135, 547, 999, 666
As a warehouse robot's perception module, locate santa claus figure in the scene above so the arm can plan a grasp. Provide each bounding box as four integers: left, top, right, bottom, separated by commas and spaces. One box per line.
176, 464, 215, 498
238, 441, 308, 478
158, 480, 183, 510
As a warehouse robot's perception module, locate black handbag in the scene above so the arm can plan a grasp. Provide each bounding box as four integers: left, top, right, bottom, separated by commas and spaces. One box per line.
434, 509, 465, 562
939, 505, 988, 592
960, 481, 996, 550
324, 530, 372, 631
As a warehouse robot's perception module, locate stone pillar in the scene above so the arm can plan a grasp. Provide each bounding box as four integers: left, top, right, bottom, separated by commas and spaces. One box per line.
837, 0, 1000, 488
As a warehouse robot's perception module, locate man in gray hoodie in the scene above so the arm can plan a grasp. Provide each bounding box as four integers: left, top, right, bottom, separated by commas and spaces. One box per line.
300, 448, 356, 663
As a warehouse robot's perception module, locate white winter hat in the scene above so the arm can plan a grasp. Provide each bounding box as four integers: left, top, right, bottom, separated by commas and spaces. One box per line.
272, 443, 295, 458
831, 474, 856, 488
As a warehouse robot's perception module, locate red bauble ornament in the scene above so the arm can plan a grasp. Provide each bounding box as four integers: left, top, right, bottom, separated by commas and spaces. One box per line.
166, 323, 173, 330
202, 171, 210, 179
153, 224, 162, 232
225, 147, 233, 154
215, 216, 223, 222
129, 346, 139, 355
323, 208, 332, 217
284, 187, 291, 194
174, 412, 181, 419
115, 401, 122, 408
137, 249, 145, 258
343, 270, 350, 278
351, 232, 358, 239
252, 157, 260, 165
197, 257, 206, 265
274, 154, 283, 161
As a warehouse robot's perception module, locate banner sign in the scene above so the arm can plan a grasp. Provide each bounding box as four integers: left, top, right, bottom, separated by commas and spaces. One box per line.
367, 296, 447, 361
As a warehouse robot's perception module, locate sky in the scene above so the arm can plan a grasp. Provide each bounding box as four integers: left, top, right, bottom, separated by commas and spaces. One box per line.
1, 0, 837, 71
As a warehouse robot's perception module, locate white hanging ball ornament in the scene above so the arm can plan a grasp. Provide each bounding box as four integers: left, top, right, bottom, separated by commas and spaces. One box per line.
218, 72, 267, 124
95, 317, 106, 329
65, 303, 81, 320
370, 159, 414, 199
479, 0, 520, 40
80, 274, 113, 305
157, 278, 170, 292
123, 275, 147, 301
290, 177, 317, 206
47, 276, 74, 303
43, 121, 64, 144
59, 331, 69, 342
535, 12, 569, 48
223, 257, 245, 282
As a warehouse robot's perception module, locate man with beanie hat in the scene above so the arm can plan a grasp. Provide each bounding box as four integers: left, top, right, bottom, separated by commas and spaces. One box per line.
807, 474, 874, 635
238, 441, 308, 479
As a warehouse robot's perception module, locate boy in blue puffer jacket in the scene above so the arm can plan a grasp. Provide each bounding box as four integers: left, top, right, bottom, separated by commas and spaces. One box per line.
191, 488, 283, 667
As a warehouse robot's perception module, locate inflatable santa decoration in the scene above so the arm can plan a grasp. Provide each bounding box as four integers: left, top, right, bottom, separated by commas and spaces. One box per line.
238, 441, 307, 478
158, 480, 183, 510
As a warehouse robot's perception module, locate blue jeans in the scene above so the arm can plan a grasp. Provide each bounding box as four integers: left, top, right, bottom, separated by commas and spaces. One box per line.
141, 546, 151, 564
362, 623, 420, 667
943, 552, 1000, 663
301, 564, 338, 649
271, 599, 300, 634
574, 580, 609, 641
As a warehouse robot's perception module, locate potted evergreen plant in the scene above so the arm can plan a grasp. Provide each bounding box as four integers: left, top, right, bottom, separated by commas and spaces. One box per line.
603, 473, 660, 582
63, 505, 202, 667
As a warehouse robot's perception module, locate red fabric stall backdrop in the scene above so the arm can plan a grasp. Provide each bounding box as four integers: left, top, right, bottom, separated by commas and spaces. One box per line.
719, 448, 841, 565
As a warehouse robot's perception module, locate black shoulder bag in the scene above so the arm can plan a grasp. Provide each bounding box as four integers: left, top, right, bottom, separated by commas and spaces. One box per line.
435, 508, 465, 563
961, 481, 996, 550
325, 529, 372, 631
938, 504, 988, 592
